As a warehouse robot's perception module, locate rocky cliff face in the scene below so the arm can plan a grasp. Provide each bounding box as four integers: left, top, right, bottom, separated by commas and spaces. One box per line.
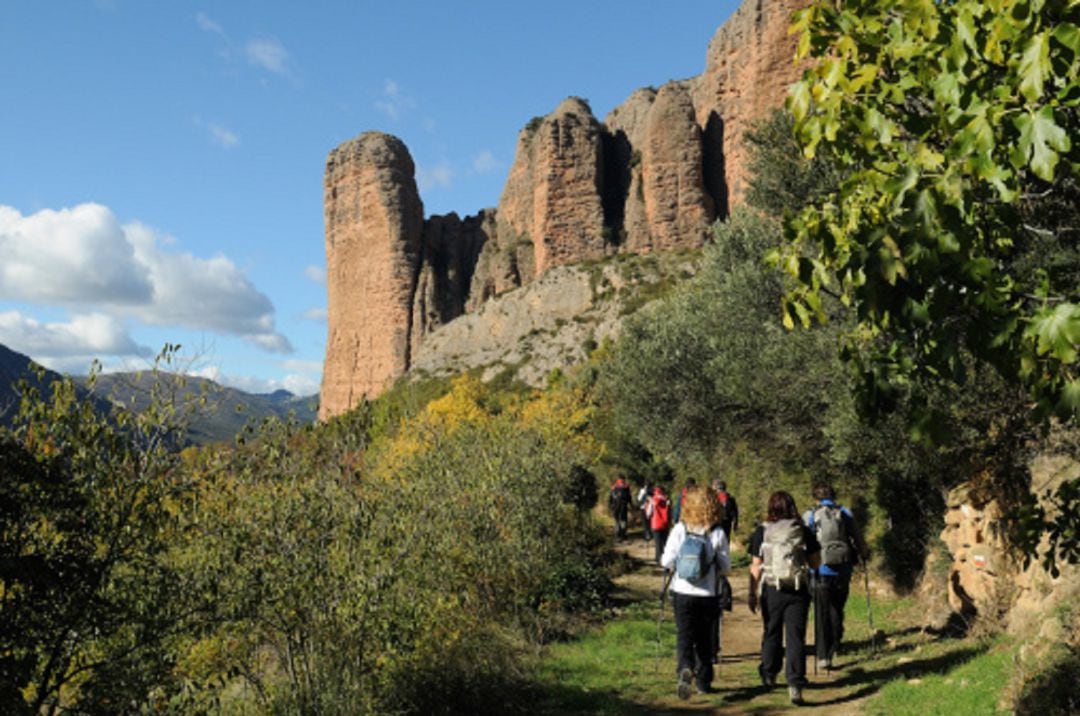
690, 0, 810, 207
497, 97, 609, 275
320, 0, 809, 418
320, 132, 424, 420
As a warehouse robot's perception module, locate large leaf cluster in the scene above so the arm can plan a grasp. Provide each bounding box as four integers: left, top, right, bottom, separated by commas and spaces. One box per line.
780, 0, 1080, 421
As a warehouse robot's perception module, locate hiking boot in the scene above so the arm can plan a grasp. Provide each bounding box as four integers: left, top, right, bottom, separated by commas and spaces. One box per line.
759, 670, 776, 688
695, 682, 715, 694
817, 656, 832, 670
677, 668, 694, 700
789, 685, 804, 705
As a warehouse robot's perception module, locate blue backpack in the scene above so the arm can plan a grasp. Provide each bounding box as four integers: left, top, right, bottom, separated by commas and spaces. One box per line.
675, 531, 712, 582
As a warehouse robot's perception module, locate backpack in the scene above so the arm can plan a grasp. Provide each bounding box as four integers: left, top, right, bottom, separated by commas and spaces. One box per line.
609, 484, 630, 513
760, 519, 809, 591
675, 530, 712, 582
651, 496, 670, 531
812, 504, 850, 567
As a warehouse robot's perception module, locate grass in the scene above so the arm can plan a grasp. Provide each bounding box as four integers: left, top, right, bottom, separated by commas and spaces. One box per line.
528, 600, 675, 715
863, 638, 1013, 715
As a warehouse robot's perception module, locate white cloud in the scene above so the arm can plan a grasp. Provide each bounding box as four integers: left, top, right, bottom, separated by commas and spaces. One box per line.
472, 150, 501, 174
0, 310, 149, 360
123, 221, 292, 353
282, 359, 322, 373
195, 11, 225, 36
304, 265, 325, 285
245, 37, 290, 75
374, 78, 415, 120
191, 364, 320, 397
416, 161, 454, 192
0, 203, 291, 354
207, 122, 239, 148
194, 117, 240, 149
0, 204, 153, 305
302, 307, 327, 322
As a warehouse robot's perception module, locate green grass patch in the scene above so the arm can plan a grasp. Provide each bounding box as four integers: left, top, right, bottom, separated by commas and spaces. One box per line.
863, 638, 1013, 716
528, 601, 675, 715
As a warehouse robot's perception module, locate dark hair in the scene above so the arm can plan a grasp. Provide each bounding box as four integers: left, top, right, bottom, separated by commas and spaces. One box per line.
812, 483, 835, 502
715, 480, 727, 492
686, 478, 697, 487
766, 491, 800, 522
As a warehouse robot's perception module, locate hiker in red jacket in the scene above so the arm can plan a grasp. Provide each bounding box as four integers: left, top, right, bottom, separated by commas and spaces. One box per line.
649, 485, 671, 563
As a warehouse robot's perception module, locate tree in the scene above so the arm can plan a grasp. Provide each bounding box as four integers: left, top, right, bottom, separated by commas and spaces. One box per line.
779, 0, 1080, 422
0, 356, 191, 713
779, 0, 1080, 571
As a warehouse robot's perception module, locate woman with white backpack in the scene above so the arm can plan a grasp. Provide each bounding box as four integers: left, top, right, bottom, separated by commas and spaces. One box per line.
747, 491, 822, 705
660, 486, 730, 700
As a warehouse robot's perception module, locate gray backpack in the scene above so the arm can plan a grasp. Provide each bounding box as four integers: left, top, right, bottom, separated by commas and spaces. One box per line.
812, 505, 850, 567
760, 519, 808, 591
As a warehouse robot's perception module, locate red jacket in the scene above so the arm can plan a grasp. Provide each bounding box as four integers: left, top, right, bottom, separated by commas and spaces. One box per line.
650, 489, 671, 531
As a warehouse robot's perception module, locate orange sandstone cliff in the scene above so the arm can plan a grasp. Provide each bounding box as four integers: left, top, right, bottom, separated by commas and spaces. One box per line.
319, 0, 808, 419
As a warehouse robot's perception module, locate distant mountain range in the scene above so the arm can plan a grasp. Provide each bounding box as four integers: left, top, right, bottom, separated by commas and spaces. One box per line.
0, 343, 318, 445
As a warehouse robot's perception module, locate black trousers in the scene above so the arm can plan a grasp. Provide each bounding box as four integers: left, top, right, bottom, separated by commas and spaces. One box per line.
614, 505, 629, 539
654, 528, 669, 563
759, 584, 810, 687
814, 574, 850, 659
673, 593, 716, 688
641, 509, 653, 540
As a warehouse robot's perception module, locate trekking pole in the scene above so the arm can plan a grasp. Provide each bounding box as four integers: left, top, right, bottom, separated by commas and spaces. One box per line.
863, 564, 876, 656
811, 573, 820, 676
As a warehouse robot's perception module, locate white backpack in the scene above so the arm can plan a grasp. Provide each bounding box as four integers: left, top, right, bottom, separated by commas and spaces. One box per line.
760, 519, 809, 591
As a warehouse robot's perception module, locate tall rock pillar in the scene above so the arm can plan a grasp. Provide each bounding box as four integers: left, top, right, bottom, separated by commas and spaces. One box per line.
319, 132, 424, 420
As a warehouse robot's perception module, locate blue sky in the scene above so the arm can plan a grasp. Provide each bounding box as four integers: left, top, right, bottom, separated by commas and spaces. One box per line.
1, 0, 739, 396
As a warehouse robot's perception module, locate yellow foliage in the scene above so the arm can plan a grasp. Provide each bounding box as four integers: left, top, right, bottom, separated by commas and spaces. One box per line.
518, 383, 601, 459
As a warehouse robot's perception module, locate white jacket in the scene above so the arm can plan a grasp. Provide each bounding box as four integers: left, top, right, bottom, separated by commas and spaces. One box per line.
661, 522, 731, 597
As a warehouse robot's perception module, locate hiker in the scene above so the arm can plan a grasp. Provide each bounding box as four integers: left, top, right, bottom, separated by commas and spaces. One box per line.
609, 474, 632, 541
649, 485, 671, 563
660, 486, 731, 699
803, 482, 869, 670
672, 478, 697, 524
637, 482, 654, 542
713, 479, 739, 541
748, 491, 821, 706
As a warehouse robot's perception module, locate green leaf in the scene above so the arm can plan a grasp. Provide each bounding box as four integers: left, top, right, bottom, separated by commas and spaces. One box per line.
1027, 303, 1080, 362
957, 8, 978, 52
886, 165, 919, 211
1052, 23, 1080, 62
1014, 106, 1072, 181
788, 81, 812, 123
932, 70, 962, 106
1059, 380, 1080, 417
1018, 31, 1051, 102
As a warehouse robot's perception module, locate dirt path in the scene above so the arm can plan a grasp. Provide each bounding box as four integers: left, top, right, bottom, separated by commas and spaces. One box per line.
610, 535, 878, 715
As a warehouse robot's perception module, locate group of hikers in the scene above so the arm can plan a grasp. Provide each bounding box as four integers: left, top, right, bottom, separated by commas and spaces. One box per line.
608, 477, 868, 705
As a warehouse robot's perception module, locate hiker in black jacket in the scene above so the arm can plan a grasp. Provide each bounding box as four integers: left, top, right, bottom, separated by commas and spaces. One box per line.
608, 475, 631, 541
748, 491, 821, 706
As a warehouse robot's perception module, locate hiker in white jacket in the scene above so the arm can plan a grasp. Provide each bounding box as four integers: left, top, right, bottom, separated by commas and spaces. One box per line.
661, 486, 730, 699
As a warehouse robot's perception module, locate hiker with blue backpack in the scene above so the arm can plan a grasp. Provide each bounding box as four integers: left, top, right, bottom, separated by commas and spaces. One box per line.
802, 482, 870, 670
660, 486, 730, 700
747, 491, 821, 706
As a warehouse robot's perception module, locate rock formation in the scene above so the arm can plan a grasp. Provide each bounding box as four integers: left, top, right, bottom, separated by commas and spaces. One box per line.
497, 97, 609, 275
320, 132, 424, 420
320, 0, 811, 418
690, 0, 810, 208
